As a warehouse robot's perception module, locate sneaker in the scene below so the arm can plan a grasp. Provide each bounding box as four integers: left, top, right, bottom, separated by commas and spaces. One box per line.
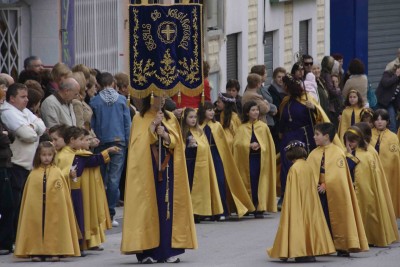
89, 245, 104, 251
31, 256, 42, 262
112, 219, 119, 227
141, 257, 156, 264
0, 249, 11, 256
165, 256, 180, 263
48, 256, 60, 262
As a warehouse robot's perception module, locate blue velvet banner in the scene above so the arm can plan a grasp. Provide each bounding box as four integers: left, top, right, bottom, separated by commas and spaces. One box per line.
129, 4, 203, 98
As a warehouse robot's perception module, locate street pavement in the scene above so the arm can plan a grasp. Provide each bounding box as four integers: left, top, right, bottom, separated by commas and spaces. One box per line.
1, 207, 400, 266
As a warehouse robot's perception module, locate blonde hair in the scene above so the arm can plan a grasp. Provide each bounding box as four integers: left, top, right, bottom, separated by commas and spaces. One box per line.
247, 73, 261, 89
51, 62, 72, 83
71, 72, 86, 97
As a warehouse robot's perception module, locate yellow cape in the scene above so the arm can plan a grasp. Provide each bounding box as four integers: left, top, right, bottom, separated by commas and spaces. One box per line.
200, 121, 255, 217
307, 144, 368, 252
189, 128, 224, 216
219, 111, 241, 150
55, 146, 76, 188
352, 148, 399, 246
15, 165, 80, 257
267, 159, 335, 258
371, 128, 400, 218
121, 110, 197, 253
338, 106, 362, 144
233, 120, 277, 212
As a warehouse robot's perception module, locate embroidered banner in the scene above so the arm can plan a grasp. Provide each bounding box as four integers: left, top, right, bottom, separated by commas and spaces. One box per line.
129, 4, 203, 98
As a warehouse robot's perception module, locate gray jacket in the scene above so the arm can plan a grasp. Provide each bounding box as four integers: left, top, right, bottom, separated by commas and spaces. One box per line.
258, 85, 278, 126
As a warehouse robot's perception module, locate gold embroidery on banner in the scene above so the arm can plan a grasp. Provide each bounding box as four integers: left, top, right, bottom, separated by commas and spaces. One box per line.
157, 21, 178, 44
151, 9, 161, 21
155, 49, 178, 86
142, 24, 156, 51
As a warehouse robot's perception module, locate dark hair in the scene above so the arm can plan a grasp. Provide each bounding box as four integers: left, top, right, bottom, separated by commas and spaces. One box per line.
139, 95, 171, 120
242, 101, 258, 123
181, 108, 202, 142
49, 124, 68, 137
98, 72, 114, 88
286, 141, 308, 161
272, 67, 286, 79
203, 61, 210, 78
348, 58, 365, 75
226, 79, 240, 91
301, 54, 313, 62
24, 56, 40, 69
219, 93, 237, 129
343, 126, 367, 150
290, 62, 303, 75
283, 75, 303, 98
250, 65, 266, 76
82, 128, 90, 136
18, 70, 41, 84
63, 126, 84, 145
314, 122, 336, 142
372, 109, 390, 124
360, 108, 374, 123
344, 90, 364, 108
27, 86, 44, 111
354, 122, 372, 144
32, 141, 56, 168
198, 101, 215, 125
331, 53, 343, 61
6, 83, 27, 102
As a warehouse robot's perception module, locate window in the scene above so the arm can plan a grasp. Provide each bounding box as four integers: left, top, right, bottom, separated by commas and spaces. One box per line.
206, 0, 223, 31
299, 20, 309, 56
226, 33, 238, 81
264, 31, 273, 86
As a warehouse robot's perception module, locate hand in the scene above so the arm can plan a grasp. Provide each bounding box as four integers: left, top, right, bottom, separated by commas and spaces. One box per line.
154, 111, 164, 125
250, 142, 260, 151
317, 183, 326, 194
69, 169, 77, 179
305, 100, 315, 110
173, 108, 183, 119
107, 146, 121, 153
345, 139, 353, 153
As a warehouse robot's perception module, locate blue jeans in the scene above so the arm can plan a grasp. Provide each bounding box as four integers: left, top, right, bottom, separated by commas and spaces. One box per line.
95, 142, 126, 218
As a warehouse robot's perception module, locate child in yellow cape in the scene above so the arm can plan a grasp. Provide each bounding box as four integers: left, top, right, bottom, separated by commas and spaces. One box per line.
307, 122, 368, 256
370, 109, 400, 218
338, 90, 364, 144
268, 140, 335, 262
198, 101, 255, 220
181, 108, 223, 220
233, 101, 277, 217
344, 126, 399, 247
15, 141, 80, 261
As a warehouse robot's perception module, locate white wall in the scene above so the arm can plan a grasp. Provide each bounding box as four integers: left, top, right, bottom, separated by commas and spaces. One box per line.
264, 0, 285, 68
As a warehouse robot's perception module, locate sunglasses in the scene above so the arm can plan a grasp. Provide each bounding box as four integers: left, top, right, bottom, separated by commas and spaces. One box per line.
303, 62, 313, 66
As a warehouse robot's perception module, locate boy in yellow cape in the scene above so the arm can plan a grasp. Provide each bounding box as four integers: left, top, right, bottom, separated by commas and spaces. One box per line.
344, 126, 398, 247
307, 122, 368, 256
233, 101, 277, 217
268, 140, 335, 262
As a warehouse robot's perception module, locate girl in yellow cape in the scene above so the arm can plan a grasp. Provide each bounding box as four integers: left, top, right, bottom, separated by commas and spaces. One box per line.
370, 109, 400, 218
307, 122, 369, 257
338, 90, 364, 144
267, 140, 335, 262
14, 141, 80, 262
181, 108, 224, 220
198, 101, 255, 220
215, 92, 241, 150
344, 126, 399, 247
233, 101, 277, 218
121, 96, 197, 264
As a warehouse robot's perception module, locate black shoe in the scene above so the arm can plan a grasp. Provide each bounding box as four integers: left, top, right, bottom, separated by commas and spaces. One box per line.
277, 197, 283, 211
254, 211, 264, 219
337, 251, 350, 257
194, 215, 201, 224
295, 256, 316, 262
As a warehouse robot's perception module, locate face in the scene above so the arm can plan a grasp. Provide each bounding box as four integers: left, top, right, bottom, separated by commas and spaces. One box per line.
337, 59, 344, 68
118, 85, 129, 96
40, 148, 54, 166
248, 105, 259, 121
303, 59, 314, 73
205, 108, 215, 121
152, 96, 165, 109
29, 59, 44, 73
374, 115, 388, 131
332, 76, 339, 88
81, 135, 91, 150
186, 111, 197, 127
226, 88, 238, 98
50, 132, 66, 151
274, 72, 285, 87
294, 69, 304, 79
69, 135, 85, 150
312, 65, 321, 78
10, 89, 29, 111
346, 138, 358, 151
314, 130, 329, 146
216, 98, 225, 111
348, 92, 359, 106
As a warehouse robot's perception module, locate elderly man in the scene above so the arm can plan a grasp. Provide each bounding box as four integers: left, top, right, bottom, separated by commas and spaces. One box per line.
23, 56, 44, 74
0, 83, 46, 244
41, 77, 79, 128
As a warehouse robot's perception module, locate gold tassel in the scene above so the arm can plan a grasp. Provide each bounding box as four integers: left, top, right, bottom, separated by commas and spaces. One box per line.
178, 90, 181, 104
201, 89, 205, 104
150, 91, 154, 105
